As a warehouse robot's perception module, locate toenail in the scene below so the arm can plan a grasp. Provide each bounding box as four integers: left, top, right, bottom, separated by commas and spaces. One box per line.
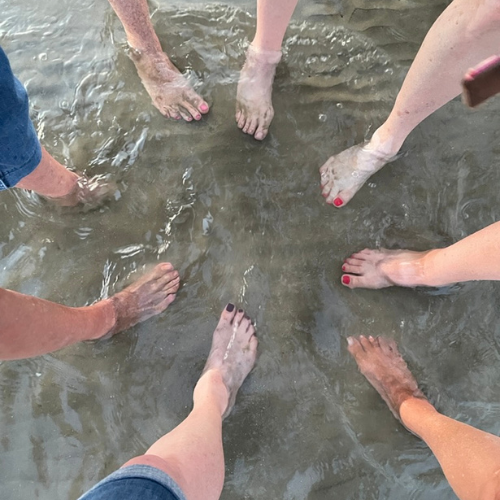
347, 337, 354, 346
342, 265, 346, 271
238, 308, 243, 313
200, 104, 209, 112
226, 303, 235, 312
334, 197, 343, 207
196, 115, 201, 120
342, 276, 350, 285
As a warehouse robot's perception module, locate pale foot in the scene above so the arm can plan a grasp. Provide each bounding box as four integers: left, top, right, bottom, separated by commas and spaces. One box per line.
104, 263, 180, 337
319, 142, 397, 208
236, 45, 281, 141
347, 335, 426, 422
49, 174, 118, 208
201, 304, 258, 418
129, 48, 209, 121
341, 248, 431, 289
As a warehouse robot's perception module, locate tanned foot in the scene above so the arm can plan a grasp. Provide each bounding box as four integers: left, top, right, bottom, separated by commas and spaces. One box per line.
105, 263, 180, 337
341, 248, 431, 289
236, 45, 281, 141
49, 174, 118, 208
319, 142, 397, 208
201, 304, 258, 418
347, 335, 426, 422
130, 48, 209, 121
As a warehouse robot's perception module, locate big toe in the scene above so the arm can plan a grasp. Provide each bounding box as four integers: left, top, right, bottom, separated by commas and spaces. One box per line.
347, 336, 365, 358
341, 274, 373, 289
219, 303, 238, 325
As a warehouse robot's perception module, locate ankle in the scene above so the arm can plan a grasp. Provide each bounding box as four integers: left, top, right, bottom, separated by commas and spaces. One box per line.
246, 44, 282, 66
194, 370, 229, 417
379, 251, 431, 287
80, 299, 117, 341
365, 127, 403, 158
400, 397, 437, 433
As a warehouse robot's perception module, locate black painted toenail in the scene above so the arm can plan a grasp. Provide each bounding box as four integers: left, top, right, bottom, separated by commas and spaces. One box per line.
238, 309, 243, 313
226, 303, 235, 312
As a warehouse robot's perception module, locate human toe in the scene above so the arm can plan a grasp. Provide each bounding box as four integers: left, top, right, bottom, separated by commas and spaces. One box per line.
182, 102, 202, 121
178, 106, 193, 122
346, 336, 364, 357
220, 303, 237, 324
254, 129, 268, 140
163, 276, 180, 294
332, 185, 360, 208
234, 308, 246, 326
359, 335, 373, 352
197, 100, 210, 115
341, 274, 371, 289
342, 262, 361, 274
243, 117, 258, 136
237, 113, 246, 130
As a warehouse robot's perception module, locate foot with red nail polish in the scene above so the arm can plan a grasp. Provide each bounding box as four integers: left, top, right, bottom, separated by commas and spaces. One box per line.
129, 48, 209, 122
319, 131, 398, 208
341, 248, 433, 289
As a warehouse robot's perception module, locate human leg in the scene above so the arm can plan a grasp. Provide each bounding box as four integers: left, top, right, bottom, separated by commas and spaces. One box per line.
107, 0, 209, 121
79, 305, 257, 500
320, 0, 500, 207
348, 335, 500, 500
341, 220, 500, 289
0, 46, 114, 205
0, 263, 179, 360
236, 0, 299, 140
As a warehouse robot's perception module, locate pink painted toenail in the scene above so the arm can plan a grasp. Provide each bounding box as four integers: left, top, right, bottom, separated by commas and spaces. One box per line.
342, 276, 350, 285
200, 104, 209, 112
196, 115, 201, 120
334, 198, 343, 207
342, 265, 346, 271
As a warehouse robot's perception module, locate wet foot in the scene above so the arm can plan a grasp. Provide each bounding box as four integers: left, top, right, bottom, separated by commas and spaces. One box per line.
347, 335, 426, 421
236, 45, 281, 141
319, 141, 397, 207
130, 48, 209, 121
105, 263, 180, 337
341, 248, 431, 289
49, 174, 118, 208
201, 304, 258, 418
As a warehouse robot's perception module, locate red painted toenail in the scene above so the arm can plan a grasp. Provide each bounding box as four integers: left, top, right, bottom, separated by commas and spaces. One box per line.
342, 265, 346, 271
334, 197, 343, 207
342, 275, 350, 285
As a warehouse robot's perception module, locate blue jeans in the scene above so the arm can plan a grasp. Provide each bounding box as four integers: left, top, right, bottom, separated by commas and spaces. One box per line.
0, 46, 42, 191
78, 464, 187, 500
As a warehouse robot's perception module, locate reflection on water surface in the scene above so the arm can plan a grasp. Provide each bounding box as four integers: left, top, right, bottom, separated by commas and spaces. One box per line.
2, 0, 500, 499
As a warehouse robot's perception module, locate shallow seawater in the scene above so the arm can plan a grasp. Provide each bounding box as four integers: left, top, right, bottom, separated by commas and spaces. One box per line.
2, 0, 500, 499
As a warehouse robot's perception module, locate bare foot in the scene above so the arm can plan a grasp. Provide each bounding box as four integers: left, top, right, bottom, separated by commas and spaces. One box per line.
341, 248, 432, 289
236, 45, 281, 141
130, 48, 209, 121
347, 335, 426, 422
104, 263, 180, 337
49, 174, 118, 208
201, 304, 258, 418
319, 142, 397, 208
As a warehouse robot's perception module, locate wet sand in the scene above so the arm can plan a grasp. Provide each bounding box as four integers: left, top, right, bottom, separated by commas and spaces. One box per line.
2, 0, 500, 499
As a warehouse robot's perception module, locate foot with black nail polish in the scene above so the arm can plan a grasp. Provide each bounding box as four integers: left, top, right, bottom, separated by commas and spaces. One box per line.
200, 304, 258, 418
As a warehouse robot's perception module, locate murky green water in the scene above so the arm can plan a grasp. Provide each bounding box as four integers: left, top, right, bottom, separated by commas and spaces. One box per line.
2, 0, 500, 498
